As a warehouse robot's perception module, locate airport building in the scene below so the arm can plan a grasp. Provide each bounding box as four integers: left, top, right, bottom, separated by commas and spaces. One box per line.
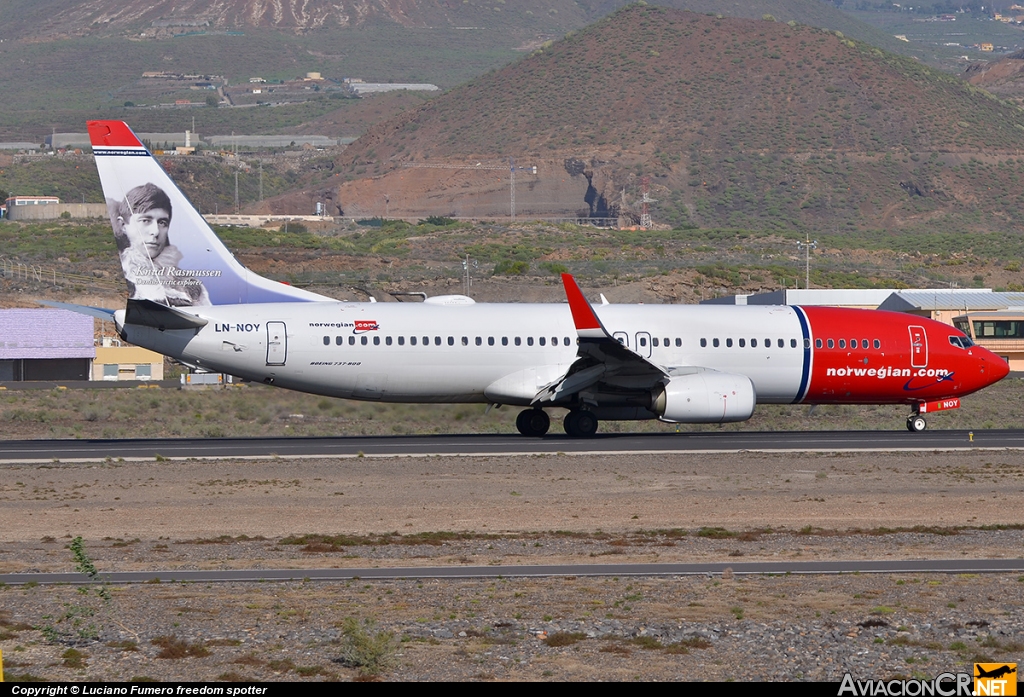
0, 308, 94, 381
0, 309, 163, 382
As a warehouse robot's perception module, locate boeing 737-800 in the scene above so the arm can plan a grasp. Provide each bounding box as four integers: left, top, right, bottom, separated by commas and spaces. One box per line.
67, 120, 1008, 436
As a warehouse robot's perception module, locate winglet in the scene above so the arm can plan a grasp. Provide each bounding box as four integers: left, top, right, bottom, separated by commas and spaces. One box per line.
561, 273, 609, 339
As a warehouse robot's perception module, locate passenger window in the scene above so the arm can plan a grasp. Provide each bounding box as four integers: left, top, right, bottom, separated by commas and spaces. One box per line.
739, 338, 745, 348
539, 337, 546, 346
751, 338, 758, 348
423, 337, 429, 346
434, 336, 441, 346
804, 338, 810, 349
873, 339, 880, 349
323, 336, 330, 346
527, 337, 534, 346
361, 336, 368, 346
792, 339, 798, 348
502, 337, 508, 346
410, 336, 417, 346
488, 337, 495, 346
652, 338, 659, 347
349, 336, 356, 346
448, 337, 455, 346
764, 338, 770, 348
726, 338, 733, 348
675, 338, 682, 347
701, 338, 707, 347
778, 338, 784, 348
461, 336, 468, 346
564, 337, 571, 346
515, 337, 522, 346
373, 336, 380, 346
475, 337, 482, 346
552, 337, 558, 346
861, 339, 868, 349
815, 339, 822, 349
827, 339, 834, 349
713, 338, 720, 348
639, 337, 647, 347
385, 336, 392, 346
398, 336, 405, 346
839, 339, 846, 349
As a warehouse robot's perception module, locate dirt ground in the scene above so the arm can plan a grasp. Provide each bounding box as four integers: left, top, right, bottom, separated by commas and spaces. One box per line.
1, 451, 1022, 682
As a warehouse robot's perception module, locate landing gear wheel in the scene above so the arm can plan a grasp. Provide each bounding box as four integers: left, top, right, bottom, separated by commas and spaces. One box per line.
906, 415, 927, 432
563, 410, 599, 438
516, 409, 550, 437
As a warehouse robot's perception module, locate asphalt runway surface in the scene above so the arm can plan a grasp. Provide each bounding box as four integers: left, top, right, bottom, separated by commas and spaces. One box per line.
3, 559, 1024, 586
0, 428, 1020, 462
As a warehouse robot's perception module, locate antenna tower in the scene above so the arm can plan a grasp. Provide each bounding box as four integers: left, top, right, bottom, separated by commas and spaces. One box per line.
639, 176, 656, 230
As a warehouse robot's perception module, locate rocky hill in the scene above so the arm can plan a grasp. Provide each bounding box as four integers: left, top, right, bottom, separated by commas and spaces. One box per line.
319, 5, 1024, 233
965, 48, 1024, 102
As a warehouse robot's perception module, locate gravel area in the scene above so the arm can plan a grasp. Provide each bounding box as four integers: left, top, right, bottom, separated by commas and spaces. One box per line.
1, 450, 1022, 681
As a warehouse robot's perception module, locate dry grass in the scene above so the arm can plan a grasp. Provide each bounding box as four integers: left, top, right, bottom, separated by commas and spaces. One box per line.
151, 635, 211, 659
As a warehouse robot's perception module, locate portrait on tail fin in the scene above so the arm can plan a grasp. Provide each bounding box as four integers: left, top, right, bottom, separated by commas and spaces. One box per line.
109, 182, 211, 307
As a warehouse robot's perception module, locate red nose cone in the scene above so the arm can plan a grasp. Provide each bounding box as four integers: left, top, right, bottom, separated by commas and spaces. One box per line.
990, 351, 1011, 382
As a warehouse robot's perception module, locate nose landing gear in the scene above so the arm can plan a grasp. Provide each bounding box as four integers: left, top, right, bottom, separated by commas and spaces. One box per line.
906, 414, 927, 432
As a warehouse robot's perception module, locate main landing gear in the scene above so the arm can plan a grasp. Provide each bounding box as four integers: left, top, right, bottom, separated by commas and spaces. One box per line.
515, 408, 600, 437
516, 408, 550, 437
906, 414, 927, 432
563, 410, 599, 438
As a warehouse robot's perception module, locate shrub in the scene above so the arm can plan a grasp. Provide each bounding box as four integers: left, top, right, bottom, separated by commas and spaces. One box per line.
336, 617, 397, 676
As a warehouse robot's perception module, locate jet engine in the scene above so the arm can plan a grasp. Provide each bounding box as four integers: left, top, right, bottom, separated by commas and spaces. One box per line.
651, 370, 756, 423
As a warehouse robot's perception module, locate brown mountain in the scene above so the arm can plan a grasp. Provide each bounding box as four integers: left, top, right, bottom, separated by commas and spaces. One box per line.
965, 49, 1024, 102
315, 5, 1024, 232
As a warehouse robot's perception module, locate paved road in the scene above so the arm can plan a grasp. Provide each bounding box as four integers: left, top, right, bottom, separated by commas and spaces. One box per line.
2, 559, 1022, 586
0, 429, 1020, 462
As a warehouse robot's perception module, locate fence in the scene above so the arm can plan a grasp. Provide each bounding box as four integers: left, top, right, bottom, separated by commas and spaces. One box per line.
0, 257, 122, 292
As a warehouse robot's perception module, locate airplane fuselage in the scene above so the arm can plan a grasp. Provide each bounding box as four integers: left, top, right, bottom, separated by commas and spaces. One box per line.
117, 299, 1004, 413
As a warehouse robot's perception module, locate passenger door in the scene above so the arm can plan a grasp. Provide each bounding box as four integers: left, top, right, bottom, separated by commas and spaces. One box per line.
266, 321, 287, 366
909, 325, 927, 368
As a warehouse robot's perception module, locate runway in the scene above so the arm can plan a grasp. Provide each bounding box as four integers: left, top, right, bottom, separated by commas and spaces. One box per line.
0, 428, 1021, 462
3, 558, 1024, 586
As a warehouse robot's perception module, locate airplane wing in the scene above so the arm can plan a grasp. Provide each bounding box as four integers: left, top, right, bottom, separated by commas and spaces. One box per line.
533, 274, 668, 405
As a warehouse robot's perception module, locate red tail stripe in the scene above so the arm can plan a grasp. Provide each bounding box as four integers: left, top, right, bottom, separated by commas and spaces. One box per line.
87, 120, 144, 149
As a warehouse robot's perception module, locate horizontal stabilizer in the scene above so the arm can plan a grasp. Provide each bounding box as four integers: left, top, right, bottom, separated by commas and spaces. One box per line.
124, 298, 208, 330
36, 300, 117, 322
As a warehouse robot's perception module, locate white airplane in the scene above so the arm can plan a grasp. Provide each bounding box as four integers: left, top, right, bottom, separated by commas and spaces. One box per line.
68, 120, 1008, 436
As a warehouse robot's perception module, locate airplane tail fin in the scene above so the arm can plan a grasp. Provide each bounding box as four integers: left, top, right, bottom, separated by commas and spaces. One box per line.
88, 120, 329, 307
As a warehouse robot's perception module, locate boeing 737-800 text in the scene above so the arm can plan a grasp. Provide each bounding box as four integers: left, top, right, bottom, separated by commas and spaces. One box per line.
64, 120, 1008, 436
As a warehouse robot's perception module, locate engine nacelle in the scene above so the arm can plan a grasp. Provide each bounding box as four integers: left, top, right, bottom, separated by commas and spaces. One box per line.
652, 371, 756, 423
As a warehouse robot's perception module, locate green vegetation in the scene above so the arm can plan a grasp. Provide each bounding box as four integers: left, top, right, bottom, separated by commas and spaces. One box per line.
337, 617, 398, 677
40, 537, 111, 644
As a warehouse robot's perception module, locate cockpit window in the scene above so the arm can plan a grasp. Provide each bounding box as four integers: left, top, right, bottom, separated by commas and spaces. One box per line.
948, 335, 975, 349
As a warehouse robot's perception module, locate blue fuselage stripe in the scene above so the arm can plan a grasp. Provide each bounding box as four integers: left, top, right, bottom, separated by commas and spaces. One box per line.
792, 306, 812, 403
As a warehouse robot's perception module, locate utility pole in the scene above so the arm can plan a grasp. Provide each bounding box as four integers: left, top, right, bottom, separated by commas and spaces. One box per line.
234, 170, 239, 213
797, 234, 818, 289
258, 160, 263, 202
